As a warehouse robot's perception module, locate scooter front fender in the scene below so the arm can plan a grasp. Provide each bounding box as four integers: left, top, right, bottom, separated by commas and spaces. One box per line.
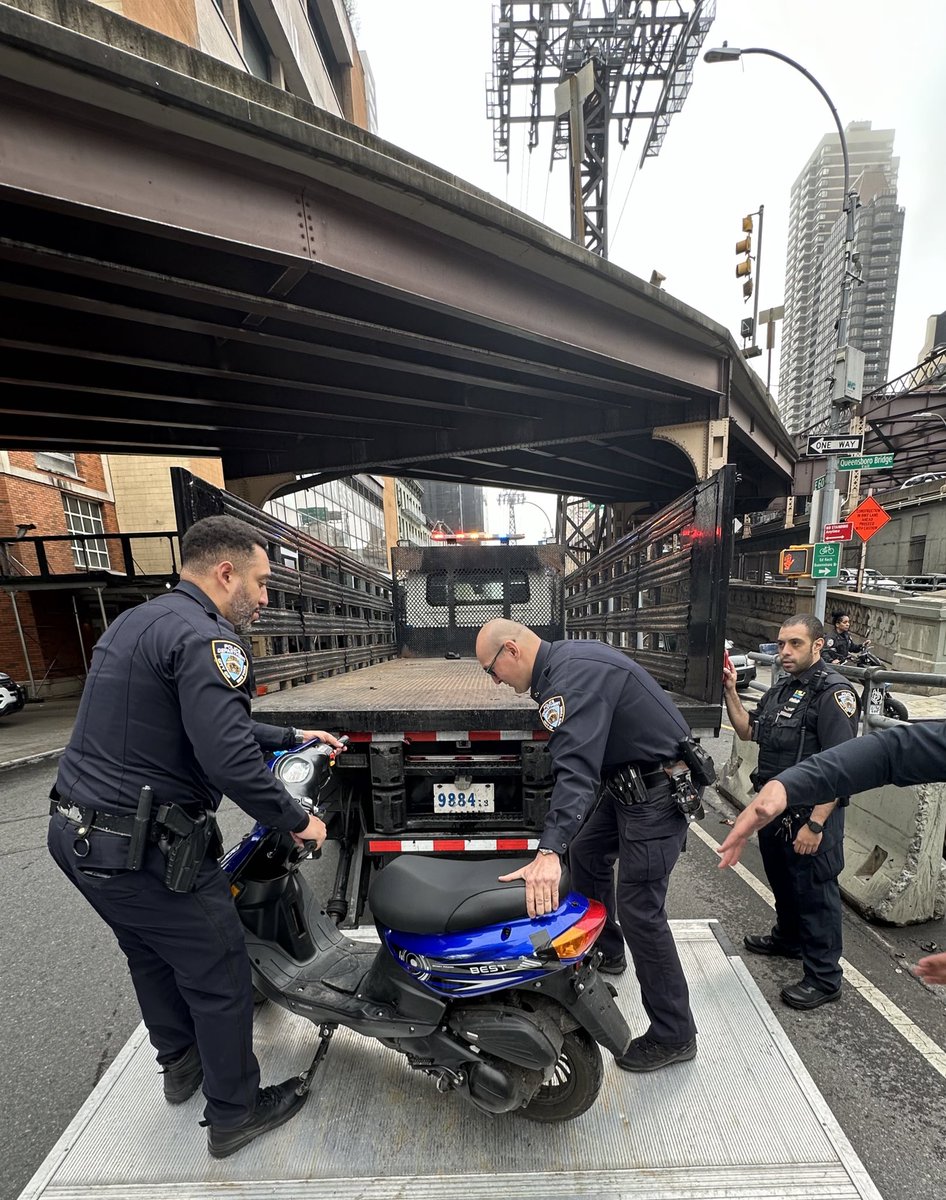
517, 961, 631, 1057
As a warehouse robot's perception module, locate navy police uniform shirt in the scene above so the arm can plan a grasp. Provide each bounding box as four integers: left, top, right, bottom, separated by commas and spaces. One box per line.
822, 629, 863, 664
777, 721, 946, 810
55, 581, 309, 833
530, 638, 692, 854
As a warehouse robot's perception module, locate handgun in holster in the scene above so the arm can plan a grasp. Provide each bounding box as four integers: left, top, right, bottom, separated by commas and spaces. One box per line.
155, 803, 215, 893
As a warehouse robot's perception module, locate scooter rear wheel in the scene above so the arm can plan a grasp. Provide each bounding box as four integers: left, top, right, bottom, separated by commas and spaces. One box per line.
884, 696, 909, 721
519, 1027, 603, 1123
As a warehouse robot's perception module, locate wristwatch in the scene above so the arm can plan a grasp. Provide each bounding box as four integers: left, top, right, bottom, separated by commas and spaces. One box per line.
537, 847, 559, 857
806, 818, 824, 834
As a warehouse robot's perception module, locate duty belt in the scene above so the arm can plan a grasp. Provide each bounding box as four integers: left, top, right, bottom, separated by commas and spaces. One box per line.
50, 801, 145, 839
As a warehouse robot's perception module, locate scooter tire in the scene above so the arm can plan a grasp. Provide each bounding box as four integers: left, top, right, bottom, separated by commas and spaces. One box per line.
518, 1027, 603, 1123
884, 696, 909, 721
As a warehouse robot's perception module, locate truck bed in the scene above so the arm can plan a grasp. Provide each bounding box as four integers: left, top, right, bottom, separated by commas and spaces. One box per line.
252, 658, 720, 736
18, 921, 881, 1200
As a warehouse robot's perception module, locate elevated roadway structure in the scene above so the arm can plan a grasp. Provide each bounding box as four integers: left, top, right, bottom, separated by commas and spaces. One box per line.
0, 0, 794, 516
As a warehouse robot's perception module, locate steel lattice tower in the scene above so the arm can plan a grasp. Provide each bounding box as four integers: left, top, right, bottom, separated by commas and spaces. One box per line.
487, 1, 716, 258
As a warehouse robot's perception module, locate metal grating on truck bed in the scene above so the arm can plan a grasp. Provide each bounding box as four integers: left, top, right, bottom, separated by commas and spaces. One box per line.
18, 921, 880, 1200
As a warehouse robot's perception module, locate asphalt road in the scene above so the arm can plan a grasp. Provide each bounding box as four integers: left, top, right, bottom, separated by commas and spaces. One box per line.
2, 752, 945, 1199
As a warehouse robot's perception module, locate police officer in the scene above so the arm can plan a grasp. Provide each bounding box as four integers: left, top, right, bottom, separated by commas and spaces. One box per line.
722, 613, 858, 1010
718, 720, 946, 985
48, 515, 343, 1158
475, 618, 698, 1073
822, 610, 869, 664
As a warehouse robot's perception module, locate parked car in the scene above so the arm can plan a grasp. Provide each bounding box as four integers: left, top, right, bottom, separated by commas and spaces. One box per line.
724, 640, 756, 690
901, 573, 946, 592
0, 670, 26, 718
834, 568, 902, 592
899, 472, 946, 490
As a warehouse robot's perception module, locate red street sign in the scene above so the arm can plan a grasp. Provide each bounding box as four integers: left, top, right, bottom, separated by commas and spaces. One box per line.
823, 522, 854, 542
847, 496, 891, 542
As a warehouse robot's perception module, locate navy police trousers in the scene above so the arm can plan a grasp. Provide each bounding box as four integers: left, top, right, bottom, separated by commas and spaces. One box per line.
48, 814, 259, 1126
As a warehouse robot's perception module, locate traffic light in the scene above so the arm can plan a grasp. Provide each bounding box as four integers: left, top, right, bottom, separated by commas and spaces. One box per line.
778, 546, 812, 576
735, 215, 754, 301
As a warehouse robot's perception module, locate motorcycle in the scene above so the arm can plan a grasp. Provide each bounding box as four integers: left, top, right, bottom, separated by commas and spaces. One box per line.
222, 738, 631, 1122
846, 650, 909, 721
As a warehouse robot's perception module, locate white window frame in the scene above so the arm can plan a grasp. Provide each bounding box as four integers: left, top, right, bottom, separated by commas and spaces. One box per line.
35, 450, 79, 478
62, 494, 110, 570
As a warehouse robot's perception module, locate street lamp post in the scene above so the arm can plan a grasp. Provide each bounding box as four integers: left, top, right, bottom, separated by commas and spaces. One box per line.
704, 43, 860, 620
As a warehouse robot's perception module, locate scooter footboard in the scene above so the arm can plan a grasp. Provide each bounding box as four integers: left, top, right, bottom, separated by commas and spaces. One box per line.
526, 965, 631, 1056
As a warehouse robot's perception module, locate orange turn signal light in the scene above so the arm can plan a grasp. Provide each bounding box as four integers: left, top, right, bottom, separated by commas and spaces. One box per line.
550, 899, 607, 960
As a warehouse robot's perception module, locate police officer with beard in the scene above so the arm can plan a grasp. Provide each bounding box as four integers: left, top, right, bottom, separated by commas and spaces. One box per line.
476, 619, 699, 1074
48, 516, 343, 1158
723, 614, 858, 1010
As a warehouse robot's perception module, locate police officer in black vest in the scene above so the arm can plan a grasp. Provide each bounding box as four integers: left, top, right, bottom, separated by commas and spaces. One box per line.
476, 619, 700, 1074
718, 720, 946, 986
723, 613, 858, 1010
48, 516, 343, 1158
822, 610, 869, 664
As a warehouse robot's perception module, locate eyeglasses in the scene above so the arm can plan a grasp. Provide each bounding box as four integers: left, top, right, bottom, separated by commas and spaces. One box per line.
483, 645, 506, 679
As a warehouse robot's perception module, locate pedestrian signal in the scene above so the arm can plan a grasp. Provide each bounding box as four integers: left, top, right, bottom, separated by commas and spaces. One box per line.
779, 546, 811, 576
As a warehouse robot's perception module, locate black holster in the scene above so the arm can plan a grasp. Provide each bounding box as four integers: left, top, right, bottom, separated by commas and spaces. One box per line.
155, 804, 217, 893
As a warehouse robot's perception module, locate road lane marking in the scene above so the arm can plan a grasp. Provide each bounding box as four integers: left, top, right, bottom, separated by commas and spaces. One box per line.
689, 821, 946, 1081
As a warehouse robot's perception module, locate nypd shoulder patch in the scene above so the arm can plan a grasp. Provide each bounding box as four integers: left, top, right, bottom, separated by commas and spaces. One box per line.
539, 695, 566, 731
834, 689, 858, 718
212, 639, 249, 688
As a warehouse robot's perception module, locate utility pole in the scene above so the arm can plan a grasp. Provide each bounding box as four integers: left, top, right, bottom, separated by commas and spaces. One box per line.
703, 43, 862, 621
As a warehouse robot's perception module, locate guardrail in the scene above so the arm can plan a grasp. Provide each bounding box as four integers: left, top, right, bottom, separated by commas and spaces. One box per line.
747, 651, 946, 735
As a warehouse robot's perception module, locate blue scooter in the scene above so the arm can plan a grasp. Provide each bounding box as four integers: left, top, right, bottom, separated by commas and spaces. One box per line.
223, 739, 631, 1121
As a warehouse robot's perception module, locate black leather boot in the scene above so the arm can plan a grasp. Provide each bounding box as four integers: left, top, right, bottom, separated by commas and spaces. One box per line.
162, 1044, 203, 1105
206, 1078, 309, 1158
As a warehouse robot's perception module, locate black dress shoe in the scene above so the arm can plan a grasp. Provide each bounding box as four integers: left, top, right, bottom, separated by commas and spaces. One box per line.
597, 953, 627, 976
615, 1034, 697, 1073
743, 933, 802, 959
206, 1078, 309, 1159
780, 980, 842, 1010
162, 1044, 203, 1105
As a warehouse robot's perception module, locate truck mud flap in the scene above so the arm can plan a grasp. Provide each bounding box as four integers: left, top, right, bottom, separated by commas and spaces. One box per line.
520, 962, 631, 1057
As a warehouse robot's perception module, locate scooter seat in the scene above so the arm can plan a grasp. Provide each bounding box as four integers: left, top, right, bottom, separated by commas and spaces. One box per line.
369, 854, 571, 934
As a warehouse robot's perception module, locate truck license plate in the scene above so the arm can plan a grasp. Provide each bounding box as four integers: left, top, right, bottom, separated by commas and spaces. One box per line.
433, 783, 495, 813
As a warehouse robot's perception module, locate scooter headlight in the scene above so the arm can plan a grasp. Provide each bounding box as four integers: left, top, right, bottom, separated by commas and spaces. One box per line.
276, 755, 314, 785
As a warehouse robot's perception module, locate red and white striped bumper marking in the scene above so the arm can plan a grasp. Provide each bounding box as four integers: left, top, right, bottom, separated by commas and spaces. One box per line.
366, 837, 539, 854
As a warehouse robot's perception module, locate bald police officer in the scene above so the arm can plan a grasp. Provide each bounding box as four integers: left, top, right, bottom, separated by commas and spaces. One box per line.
476, 619, 698, 1073
48, 516, 342, 1158
717, 720, 946, 985
723, 614, 858, 1010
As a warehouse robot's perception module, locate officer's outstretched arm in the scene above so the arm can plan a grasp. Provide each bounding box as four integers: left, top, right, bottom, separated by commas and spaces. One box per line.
716, 781, 788, 869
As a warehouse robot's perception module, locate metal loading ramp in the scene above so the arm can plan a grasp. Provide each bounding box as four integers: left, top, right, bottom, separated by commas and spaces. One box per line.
19, 921, 881, 1200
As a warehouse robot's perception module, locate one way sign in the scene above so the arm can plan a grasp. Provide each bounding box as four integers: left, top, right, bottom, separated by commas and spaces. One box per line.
806, 434, 864, 456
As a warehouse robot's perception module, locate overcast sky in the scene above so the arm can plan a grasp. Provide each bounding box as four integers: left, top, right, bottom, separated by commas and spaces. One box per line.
354, 0, 945, 536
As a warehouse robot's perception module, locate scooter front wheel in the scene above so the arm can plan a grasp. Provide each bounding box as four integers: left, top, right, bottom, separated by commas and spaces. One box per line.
519, 1027, 603, 1123
884, 695, 909, 721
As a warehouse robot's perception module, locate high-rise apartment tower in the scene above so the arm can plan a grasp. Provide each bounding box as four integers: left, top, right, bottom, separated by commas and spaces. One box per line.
778, 122, 904, 433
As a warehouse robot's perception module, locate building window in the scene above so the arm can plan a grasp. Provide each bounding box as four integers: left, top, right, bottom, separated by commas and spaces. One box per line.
238, 0, 271, 81
62, 494, 110, 570
35, 451, 79, 478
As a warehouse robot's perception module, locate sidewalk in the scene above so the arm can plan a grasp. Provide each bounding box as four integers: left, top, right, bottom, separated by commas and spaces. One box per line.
0, 697, 80, 771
